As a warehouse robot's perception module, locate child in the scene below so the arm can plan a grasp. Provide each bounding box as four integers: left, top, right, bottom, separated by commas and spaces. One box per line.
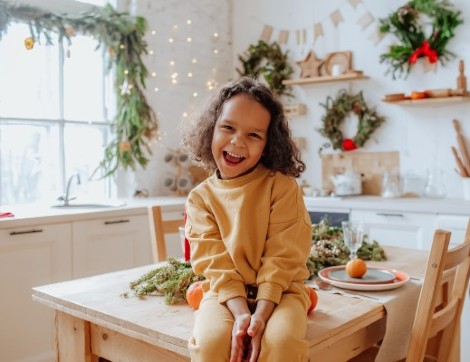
182, 77, 312, 362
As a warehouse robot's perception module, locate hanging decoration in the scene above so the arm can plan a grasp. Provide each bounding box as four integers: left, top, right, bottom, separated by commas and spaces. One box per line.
256, 0, 382, 48
0, 3, 158, 178
237, 40, 293, 97
318, 90, 386, 152
378, 0, 463, 79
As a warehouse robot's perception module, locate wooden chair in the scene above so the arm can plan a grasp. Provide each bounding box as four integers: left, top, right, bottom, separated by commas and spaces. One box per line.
148, 205, 185, 262
350, 219, 470, 362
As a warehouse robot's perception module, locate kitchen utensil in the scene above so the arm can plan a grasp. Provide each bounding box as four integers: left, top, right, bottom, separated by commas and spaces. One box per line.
322, 266, 397, 285
330, 172, 362, 196
381, 171, 401, 198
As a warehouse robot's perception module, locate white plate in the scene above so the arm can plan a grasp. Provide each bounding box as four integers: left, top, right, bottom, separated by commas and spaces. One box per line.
318, 268, 410, 291
322, 266, 397, 285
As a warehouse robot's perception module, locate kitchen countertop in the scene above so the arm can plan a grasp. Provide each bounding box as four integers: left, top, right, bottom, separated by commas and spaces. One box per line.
1, 195, 468, 229
305, 196, 470, 215
0, 197, 187, 229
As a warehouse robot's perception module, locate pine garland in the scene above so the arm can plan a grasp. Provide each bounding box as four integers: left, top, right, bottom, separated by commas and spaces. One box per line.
0, 3, 158, 178
237, 40, 293, 97
379, 0, 463, 79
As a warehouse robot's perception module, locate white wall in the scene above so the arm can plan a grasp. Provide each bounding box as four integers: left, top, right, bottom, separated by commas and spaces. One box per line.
230, 0, 470, 199
118, 0, 233, 196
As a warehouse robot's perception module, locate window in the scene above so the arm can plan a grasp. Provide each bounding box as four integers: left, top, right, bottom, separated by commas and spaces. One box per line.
0, 22, 115, 205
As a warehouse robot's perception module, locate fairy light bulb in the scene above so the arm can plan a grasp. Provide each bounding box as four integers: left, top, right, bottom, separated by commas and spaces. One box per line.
171, 72, 178, 79
124, 69, 129, 75
151, 30, 156, 35
213, 49, 219, 54
183, 112, 188, 117
187, 37, 192, 42
193, 92, 198, 97
151, 72, 157, 77
187, 72, 193, 78
119, 44, 125, 49
213, 32, 218, 38
149, 50, 154, 55
168, 38, 174, 43
186, 20, 192, 25
154, 87, 159, 92
192, 58, 197, 63
170, 60, 175, 66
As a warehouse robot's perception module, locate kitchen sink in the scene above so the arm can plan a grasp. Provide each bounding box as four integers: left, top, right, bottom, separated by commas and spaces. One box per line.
51, 201, 126, 209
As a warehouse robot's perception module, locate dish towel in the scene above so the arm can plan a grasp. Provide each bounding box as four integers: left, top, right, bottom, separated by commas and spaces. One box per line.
311, 279, 422, 362
0, 211, 14, 218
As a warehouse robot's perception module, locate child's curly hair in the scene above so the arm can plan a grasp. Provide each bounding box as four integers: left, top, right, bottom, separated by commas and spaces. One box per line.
182, 77, 305, 178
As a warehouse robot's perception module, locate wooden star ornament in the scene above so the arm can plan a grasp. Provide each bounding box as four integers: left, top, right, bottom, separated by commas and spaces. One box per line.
297, 51, 323, 78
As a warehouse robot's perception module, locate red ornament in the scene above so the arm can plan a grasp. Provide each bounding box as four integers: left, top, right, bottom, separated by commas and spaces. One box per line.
342, 138, 358, 151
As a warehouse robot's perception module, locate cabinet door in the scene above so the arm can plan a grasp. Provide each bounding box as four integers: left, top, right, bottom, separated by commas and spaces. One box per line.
72, 214, 152, 278
0, 223, 72, 362
350, 210, 436, 250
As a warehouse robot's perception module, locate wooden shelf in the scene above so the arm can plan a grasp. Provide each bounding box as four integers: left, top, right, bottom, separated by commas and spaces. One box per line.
282, 73, 369, 85
382, 96, 470, 106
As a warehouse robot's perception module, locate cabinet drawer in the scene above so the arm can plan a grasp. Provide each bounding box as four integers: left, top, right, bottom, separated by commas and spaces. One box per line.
350, 210, 437, 250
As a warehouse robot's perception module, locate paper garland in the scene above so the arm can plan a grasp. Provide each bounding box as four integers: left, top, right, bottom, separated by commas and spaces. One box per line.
258, 0, 381, 48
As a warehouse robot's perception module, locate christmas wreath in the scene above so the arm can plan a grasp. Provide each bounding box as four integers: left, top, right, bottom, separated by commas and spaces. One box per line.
379, 0, 463, 79
318, 90, 386, 152
237, 40, 293, 97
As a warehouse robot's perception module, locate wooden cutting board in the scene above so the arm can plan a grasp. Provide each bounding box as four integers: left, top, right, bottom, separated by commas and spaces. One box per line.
322, 151, 399, 195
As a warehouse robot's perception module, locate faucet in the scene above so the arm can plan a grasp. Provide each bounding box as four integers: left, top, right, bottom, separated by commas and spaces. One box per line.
58, 173, 81, 206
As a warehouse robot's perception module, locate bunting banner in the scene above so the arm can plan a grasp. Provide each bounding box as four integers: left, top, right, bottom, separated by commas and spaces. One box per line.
255, 0, 384, 48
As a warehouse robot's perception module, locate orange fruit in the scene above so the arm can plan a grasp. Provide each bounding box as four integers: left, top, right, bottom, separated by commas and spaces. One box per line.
186, 281, 204, 310
345, 258, 367, 278
306, 286, 318, 314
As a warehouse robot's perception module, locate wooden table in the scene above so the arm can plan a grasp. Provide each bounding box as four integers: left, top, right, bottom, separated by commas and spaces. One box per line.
32, 247, 428, 362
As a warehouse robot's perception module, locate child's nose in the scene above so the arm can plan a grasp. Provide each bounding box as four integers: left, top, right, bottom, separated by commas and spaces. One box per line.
230, 134, 244, 147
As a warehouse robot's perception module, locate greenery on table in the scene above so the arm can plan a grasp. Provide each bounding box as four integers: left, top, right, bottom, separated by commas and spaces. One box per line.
306, 218, 387, 278
378, 0, 463, 79
0, 3, 158, 178
124, 258, 204, 305
237, 40, 293, 98
125, 220, 387, 305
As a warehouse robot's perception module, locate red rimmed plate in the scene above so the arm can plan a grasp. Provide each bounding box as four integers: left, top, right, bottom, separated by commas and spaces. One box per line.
319, 266, 396, 285
319, 267, 410, 291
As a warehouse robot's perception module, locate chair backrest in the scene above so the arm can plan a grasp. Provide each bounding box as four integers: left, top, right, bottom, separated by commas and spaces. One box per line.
406, 219, 470, 361
148, 205, 185, 262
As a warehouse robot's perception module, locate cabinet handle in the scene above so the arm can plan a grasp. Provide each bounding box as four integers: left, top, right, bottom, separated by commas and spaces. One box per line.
104, 219, 130, 225
10, 229, 43, 235
376, 212, 404, 218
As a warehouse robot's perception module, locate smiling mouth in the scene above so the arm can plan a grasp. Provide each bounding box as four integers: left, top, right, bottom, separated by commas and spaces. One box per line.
223, 151, 245, 164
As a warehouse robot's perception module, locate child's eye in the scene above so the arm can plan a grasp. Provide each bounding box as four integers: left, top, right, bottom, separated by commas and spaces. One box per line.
249, 133, 261, 139
221, 125, 233, 130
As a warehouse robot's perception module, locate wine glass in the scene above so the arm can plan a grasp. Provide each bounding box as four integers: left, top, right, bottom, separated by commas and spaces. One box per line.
341, 221, 364, 259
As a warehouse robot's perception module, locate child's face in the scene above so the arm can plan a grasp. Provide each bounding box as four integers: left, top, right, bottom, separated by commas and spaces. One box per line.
211, 94, 270, 180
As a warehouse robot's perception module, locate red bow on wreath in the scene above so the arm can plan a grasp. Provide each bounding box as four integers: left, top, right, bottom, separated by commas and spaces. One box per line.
408, 40, 438, 64
342, 138, 358, 151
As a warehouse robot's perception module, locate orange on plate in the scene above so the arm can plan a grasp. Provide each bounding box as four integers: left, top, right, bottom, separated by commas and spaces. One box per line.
306, 286, 318, 314
186, 281, 204, 310
345, 258, 367, 278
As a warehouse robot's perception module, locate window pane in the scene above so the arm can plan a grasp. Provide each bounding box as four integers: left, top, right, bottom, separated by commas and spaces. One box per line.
0, 122, 60, 204
0, 24, 60, 119
63, 124, 110, 199
63, 35, 105, 122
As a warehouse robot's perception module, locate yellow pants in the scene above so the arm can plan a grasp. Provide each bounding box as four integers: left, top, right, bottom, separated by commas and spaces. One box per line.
188, 288, 309, 362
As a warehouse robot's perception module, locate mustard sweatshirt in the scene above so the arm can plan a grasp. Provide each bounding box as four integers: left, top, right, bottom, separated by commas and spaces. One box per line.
185, 164, 312, 305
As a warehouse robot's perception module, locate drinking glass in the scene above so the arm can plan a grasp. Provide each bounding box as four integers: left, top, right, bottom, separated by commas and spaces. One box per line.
341, 221, 364, 259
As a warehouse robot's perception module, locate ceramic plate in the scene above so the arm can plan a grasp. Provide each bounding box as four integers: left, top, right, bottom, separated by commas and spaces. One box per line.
318, 268, 410, 291
320, 266, 396, 285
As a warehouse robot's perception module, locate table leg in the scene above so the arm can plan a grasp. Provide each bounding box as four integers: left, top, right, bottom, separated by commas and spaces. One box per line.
55, 311, 97, 362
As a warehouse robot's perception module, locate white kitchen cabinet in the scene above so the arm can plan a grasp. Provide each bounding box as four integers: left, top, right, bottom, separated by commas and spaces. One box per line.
72, 214, 152, 278
0, 223, 72, 362
350, 210, 437, 250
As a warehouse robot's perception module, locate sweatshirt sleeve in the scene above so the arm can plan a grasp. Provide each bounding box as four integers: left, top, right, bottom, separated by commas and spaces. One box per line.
256, 178, 312, 304
185, 191, 246, 304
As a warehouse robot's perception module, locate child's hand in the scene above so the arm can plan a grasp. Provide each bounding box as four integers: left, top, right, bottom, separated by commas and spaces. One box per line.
230, 313, 251, 362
